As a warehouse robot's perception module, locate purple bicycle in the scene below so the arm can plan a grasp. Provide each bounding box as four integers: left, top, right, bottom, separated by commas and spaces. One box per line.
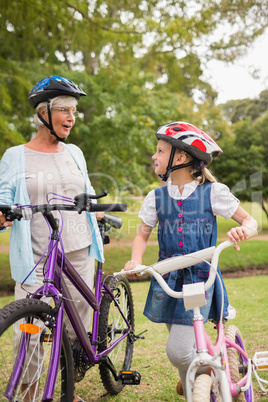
0, 192, 142, 401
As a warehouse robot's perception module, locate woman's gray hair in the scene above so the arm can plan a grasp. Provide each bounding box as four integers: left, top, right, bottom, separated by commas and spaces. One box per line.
33, 96, 78, 129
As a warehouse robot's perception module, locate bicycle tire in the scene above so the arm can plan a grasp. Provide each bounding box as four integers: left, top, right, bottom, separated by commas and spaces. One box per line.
98, 275, 135, 395
226, 325, 254, 402
0, 298, 74, 401
193, 374, 223, 402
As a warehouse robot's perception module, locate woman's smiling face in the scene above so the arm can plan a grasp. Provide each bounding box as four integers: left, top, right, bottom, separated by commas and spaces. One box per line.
50, 106, 76, 140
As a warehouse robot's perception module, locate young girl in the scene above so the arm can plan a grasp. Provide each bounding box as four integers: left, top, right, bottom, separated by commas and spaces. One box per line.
124, 121, 257, 397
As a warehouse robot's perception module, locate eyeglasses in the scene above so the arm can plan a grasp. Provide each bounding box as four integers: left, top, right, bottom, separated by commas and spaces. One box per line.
51, 107, 79, 118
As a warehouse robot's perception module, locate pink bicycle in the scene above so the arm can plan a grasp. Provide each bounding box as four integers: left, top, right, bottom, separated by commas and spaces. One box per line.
116, 232, 268, 401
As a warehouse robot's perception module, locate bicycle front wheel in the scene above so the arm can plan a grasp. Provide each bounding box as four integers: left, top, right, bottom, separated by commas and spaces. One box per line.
193, 374, 213, 401
98, 275, 135, 395
226, 325, 254, 402
0, 298, 74, 401
193, 374, 223, 402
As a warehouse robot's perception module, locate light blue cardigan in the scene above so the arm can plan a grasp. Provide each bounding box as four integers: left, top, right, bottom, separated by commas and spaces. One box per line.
0, 144, 104, 284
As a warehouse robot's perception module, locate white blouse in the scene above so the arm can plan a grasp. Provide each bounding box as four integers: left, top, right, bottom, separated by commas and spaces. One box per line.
139, 180, 240, 228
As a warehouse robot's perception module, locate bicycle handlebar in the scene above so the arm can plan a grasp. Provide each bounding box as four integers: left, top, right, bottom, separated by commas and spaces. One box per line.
101, 213, 123, 229
90, 204, 126, 212
0, 192, 127, 222
114, 229, 257, 300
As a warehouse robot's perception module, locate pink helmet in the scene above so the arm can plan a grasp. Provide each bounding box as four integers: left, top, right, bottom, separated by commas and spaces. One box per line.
156, 121, 222, 165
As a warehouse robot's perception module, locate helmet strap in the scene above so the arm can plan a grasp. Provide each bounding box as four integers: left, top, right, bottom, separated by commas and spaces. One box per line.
37, 100, 66, 143
158, 146, 195, 182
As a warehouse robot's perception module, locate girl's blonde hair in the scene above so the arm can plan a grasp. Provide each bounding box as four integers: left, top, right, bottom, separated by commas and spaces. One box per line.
177, 149, 218, 184
33, 96, 78, 129
193, 167, 218, 184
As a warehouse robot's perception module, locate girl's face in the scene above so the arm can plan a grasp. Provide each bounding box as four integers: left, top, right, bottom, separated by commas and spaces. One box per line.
152, 140, 173, 175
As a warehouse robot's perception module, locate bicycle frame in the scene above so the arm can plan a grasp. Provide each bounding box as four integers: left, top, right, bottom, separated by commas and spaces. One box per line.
5, 218, 133, 401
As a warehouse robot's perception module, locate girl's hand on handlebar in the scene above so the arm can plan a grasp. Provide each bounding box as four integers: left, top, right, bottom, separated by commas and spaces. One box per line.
229, 206, 258, 251
227, 226, 249, 251
124, 260, 140, 279
95, 211, 105, 220
0, 212, 13, 228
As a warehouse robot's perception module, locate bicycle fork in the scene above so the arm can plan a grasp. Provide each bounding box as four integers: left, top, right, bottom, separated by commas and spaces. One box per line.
42, 301, 64, 401
185, 308, 232, 402
4, 296, 64, 401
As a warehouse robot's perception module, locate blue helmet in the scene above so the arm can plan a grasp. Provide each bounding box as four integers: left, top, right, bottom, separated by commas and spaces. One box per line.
28, 76, 87, 108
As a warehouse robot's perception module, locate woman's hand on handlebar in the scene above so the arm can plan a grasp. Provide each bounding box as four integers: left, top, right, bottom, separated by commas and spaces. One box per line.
95, 211, 105, 220
0, 212, 13, 228
124, 260, 140, 279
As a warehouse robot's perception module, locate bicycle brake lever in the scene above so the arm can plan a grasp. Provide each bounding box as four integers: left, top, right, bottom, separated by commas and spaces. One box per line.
74, 191, 108, 213
90, 190, 108, 199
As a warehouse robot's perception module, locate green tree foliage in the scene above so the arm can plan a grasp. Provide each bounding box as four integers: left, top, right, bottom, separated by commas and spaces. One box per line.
213, 107, 268, 220
1, 0, 268, 195
69, 66, 211, 192
220, 90, 268, 123
215, 91, 268, 220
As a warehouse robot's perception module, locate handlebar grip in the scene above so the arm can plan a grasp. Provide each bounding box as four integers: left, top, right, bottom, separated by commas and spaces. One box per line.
0, 205, 12, 213
103, 213, 123, 229
0, 205, 22, 221
90, 203, 127, 212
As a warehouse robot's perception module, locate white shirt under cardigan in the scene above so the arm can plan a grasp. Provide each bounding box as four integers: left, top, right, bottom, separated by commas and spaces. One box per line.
25, 147, 92, 256
139, 180, 240, 228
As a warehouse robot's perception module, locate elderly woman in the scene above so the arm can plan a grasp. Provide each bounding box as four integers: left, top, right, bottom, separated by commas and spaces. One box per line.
0, 76, 103, 402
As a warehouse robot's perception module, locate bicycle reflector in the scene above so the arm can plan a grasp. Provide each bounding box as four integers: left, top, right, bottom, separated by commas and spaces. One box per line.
119, 370, 141, 385
19, 323, 41, 334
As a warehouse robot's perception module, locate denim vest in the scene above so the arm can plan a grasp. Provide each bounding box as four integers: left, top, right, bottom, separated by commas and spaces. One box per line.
143, 182, 229, 325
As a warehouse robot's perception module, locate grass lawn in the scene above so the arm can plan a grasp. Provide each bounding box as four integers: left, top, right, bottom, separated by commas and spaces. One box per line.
0, 253, 15, 293
1, 278, 267, 401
